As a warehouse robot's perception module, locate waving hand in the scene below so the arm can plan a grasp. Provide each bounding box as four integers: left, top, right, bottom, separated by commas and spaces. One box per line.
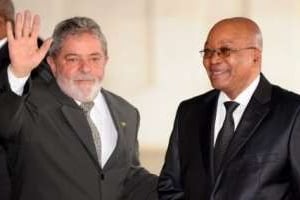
6, 10, 52, 77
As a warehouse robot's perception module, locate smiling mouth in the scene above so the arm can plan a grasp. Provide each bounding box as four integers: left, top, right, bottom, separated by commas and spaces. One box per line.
210, 69, 229, 78
74, 80, 95, 86
75, 79, 94, 82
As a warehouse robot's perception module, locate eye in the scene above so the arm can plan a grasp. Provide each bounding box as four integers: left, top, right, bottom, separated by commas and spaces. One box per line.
219, 47, 232, 57
88, 56, 103, 64
91, 57, 101, 62
66, 57, 79, 62
202, 48, 214, 57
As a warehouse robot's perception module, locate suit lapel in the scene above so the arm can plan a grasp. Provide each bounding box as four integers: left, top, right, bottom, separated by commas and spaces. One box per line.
51, 85, 127, 171
216, 75, 272, 181
196, 91, 219, 184
61, 106, 100, 166
48, 80, 101, 170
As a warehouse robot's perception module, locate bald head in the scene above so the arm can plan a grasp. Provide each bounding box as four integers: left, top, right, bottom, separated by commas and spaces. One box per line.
202, 17, 263, 99
208, 17, 263, 50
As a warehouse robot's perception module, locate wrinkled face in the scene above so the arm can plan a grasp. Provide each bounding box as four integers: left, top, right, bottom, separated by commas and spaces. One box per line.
48, 32, 108, 102
202, 22, 261, 99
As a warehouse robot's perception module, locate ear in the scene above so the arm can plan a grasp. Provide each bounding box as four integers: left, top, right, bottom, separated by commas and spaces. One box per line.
47, 56, 57, 76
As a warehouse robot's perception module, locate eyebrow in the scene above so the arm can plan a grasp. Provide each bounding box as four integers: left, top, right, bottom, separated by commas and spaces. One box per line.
64, 53, 79, 58
64, 52, 103, 57
89, 53, 103, 56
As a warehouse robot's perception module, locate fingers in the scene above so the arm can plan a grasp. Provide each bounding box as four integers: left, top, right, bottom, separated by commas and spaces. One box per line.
6, 21, 14, 43
31, 15, 40, 40
37, 37, 53, 59
14, 12, 23, 39
22, 10, 32, 37
13, 10, 40, 39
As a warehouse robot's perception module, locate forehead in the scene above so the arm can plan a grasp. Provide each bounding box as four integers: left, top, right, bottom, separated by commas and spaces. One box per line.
59, 32, 103, 55
205, 22, 252, 47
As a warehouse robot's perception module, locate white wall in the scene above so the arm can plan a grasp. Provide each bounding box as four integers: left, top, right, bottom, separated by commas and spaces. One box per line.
14, 0, 300, 150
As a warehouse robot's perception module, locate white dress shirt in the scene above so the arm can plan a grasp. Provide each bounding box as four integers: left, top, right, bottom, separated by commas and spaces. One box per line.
214, 75, 260, 145
7, 67, 118, 167
88, 92, 118, 167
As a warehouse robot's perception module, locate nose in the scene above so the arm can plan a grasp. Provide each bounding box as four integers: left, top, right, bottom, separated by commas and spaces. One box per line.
80, 59, 92, 73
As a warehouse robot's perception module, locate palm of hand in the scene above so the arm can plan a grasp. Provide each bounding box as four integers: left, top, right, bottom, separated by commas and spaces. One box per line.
7, 10, 52, 77
9, 35, 42, 76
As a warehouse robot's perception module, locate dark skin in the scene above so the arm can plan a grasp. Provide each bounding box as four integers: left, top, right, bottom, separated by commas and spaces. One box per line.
203, 17, 262, 99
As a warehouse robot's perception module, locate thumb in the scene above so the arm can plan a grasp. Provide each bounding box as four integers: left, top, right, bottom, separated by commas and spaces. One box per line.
37, 37, 53, 58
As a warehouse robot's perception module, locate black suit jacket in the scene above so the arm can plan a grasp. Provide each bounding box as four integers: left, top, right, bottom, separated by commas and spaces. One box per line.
0, 66, 157, 199
158, 75, 300, 200
0, 41, 11, 200
0, 39, 52, 200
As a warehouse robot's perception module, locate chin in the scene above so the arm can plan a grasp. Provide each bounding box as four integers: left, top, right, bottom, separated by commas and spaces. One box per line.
57, 79, 101, 102
73, 86, 101, 102
210, 81, 223, 89
210, 77, 231, 89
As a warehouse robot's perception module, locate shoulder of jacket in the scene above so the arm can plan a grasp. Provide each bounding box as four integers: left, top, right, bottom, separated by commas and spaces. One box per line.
179, 89, 218, 107
101, 88, 138, 111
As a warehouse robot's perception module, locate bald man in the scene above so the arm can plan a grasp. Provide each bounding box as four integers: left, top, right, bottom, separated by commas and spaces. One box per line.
158, 17, 300, 200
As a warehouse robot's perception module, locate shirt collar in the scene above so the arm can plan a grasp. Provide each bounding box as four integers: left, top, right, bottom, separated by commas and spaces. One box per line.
219, 75, 260, 107
74, 89, 104, 108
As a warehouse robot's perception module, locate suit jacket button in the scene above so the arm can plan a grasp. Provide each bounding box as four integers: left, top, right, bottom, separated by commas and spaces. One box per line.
100, 173, 105, 180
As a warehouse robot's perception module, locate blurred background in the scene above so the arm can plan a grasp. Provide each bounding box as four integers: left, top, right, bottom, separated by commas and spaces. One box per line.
15, 0, 300, 174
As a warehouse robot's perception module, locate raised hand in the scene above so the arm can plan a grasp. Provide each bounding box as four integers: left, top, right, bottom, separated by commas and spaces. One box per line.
6, 10, 52, 77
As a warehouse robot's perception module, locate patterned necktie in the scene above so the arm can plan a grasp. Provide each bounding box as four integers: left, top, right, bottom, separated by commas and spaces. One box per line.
80, 102, 102, 165
214, 101, 239, 175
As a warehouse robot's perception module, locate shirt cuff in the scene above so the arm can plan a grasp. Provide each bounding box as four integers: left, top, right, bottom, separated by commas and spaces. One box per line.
7, 66, 30, 96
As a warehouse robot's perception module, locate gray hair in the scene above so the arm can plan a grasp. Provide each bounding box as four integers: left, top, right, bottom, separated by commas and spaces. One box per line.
0, 0, 15, 22
48, 16, 108, 57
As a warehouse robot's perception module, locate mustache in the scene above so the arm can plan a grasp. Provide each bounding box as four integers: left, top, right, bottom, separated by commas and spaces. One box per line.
73, 75, 97, 81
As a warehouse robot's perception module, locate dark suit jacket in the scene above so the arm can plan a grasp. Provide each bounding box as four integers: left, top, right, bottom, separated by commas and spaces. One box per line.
0, 68, 157, 199
0, 41, 11, 200
0, 39, 53, 200
158, 75, 300, 200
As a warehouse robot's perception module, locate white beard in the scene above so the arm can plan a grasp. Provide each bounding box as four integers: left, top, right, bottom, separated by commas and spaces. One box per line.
55, 73, 102, 102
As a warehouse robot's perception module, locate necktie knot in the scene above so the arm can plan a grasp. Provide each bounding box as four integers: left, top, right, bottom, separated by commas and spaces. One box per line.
224, 101, 239, 115
80, 102, 95, 114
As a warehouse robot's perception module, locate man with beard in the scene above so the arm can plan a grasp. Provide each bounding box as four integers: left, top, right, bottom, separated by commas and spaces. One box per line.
0, 10, 158, 200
